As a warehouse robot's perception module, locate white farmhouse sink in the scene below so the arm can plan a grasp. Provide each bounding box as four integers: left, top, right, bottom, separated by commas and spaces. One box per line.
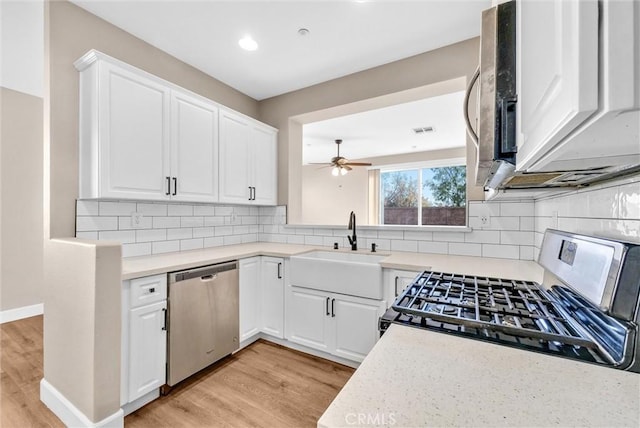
289, 250, 385, 300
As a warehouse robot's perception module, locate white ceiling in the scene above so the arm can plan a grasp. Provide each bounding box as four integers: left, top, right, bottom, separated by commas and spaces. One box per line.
71, 0, 490, 100
302, 90, 466, 164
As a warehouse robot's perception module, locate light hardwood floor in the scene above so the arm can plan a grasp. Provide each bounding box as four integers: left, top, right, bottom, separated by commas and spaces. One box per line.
1, 316, 354, 427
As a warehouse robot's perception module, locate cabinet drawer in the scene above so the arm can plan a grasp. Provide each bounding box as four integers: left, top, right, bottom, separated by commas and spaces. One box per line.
130, 274, 167, 308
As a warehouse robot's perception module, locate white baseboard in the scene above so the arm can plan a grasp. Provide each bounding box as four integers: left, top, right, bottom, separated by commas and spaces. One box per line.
0, 303, 43, 324
122, 389, 159, 416
40, 378, 124, 428
239, 332, 360, 369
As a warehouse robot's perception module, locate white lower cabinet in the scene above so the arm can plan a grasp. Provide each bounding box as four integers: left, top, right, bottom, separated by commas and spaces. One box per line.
286, 285, 386, 363
121, 274, 167, 411
385, 269, 420, 302
239, 257, 261, 342
239, 256, 285, 343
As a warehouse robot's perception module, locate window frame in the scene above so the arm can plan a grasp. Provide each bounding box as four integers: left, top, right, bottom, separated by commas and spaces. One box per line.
375, 157, 466, 227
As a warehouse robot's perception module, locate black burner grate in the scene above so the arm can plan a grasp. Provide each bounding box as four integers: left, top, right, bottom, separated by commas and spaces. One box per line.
392, 271, 597, 349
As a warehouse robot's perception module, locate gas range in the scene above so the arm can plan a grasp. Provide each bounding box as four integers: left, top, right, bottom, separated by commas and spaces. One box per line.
379, 230, 640, 372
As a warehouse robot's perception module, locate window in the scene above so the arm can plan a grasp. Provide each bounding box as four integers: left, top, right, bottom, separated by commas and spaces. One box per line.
380, 163, 466, 226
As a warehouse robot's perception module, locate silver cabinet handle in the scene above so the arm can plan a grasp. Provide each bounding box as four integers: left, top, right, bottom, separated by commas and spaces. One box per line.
463, 65, 480, 150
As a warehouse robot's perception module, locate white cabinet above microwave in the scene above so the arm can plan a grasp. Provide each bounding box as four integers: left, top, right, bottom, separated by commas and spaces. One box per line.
516, 0, 639, 173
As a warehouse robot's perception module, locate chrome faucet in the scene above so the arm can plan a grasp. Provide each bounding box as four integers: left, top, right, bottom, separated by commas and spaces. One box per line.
347, 211, 357, 251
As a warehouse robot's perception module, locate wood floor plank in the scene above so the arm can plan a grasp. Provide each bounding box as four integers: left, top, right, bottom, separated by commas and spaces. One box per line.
1, 316, 354, 427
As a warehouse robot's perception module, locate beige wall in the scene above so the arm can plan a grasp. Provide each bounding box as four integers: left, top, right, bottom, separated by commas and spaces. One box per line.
43, 239, 121, 422
301, 147, 466, 225
0, 88, 44, 311
258, 37, 483, 224
47, 0, 259, 239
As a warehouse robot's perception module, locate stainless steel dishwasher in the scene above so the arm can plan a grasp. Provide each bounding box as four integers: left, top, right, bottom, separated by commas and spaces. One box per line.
166, 261, 239, 387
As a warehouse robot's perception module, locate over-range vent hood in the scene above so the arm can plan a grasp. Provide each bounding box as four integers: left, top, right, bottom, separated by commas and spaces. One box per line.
466, 1, 640, 199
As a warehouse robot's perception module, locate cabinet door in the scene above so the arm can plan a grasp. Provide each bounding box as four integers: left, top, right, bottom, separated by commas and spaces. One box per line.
393, 270, 420, 297
332, 295, 385, 363
239, 257, 261, 342
219, 110, 251, 204
251, 126, 278, 205
516, 0, 599, 171
286, 287, 332, 353
261, 257, 284, 338
170, 91, 219, 202
99, 62, 171, 200
128, 300, 167, 402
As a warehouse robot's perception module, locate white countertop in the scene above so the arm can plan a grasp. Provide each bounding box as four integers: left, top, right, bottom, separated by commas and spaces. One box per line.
318, 324, 640, 428
122, 242, 544, 281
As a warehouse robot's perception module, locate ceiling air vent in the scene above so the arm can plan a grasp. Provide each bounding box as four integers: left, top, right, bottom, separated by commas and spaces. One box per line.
412, 126, 434, 134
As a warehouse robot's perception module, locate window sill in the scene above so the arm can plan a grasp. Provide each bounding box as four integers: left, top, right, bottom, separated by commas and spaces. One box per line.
284, 224, 472, 233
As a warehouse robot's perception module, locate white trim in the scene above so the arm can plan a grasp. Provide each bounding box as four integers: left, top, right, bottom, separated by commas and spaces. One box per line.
40, 379, 124, 428
371, 157, 466, 172
0, 303, 43, 324
121, 389, 159, 417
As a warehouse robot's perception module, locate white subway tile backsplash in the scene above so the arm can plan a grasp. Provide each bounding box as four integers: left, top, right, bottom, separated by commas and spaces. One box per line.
215, 226, 234, 236
464, 230, 500, 244
304, 235, 324, 246
180, 238, 203, 251
98, 230, 136, 244
122, 242, 152, 258
242, 216, 258, 224
136, 229, 167, 243
137, 203, 167, 216
152, 217, 181, 229
181, 216, 204, 228
500, 202, 534, 217
391, 239, 418, 252
233, 225, 250, 235
449, 243, 481, 257
241, 234, 257, 244
193, 205, 216, 216
168, 204, 193, 216
418, 241, 448, 254
488, 216, 520, 231
224, 235, 244, 245
99, 201, 137, 216
403, 230, 433, 241
378, 230, 404, 240
204, 237, 224, 248
204, 216, 225, 226
193, 227, 215, 238
520, 217, 534, 231
77, 216, 118, 232
152, 240, 179, 254
167, 228, 192, 240
286, 235, 305, 245
215, 206, 234, 216
432, 231, 465, 243
482, 244, 519, 259
77, 200, 99, 216
519, 246, 535, 261
500, 231, 534, 246
118, 216, 152, 230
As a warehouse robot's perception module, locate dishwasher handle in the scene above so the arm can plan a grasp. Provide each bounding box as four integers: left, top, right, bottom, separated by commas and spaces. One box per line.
169, 261, 237, 283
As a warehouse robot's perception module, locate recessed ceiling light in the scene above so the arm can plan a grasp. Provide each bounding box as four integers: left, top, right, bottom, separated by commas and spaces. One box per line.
238, 36, 258, 51
298, 28, 310, 36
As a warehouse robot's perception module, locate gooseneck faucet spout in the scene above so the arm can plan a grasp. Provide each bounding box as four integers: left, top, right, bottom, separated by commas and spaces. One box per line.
347, 211, 357, 251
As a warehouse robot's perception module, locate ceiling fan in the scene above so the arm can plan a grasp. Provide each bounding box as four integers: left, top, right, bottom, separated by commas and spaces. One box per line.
309, 139, 372, 176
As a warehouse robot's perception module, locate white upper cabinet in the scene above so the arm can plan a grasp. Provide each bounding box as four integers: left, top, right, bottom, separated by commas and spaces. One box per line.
170, 91, 219, 202
219, 108, 278, 205
517, 0, 639, 172
83, 59, 171, 200
75, 50, 277, 204
516, 0, 598, 171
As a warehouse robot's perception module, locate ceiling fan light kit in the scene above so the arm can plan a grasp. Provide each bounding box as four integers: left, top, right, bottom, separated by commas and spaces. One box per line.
311, 139, 372, 176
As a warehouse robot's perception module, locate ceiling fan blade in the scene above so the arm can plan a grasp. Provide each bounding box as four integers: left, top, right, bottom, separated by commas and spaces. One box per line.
344, 162, 373, 166
343, 165, 353, 171
308, 162, 332, 165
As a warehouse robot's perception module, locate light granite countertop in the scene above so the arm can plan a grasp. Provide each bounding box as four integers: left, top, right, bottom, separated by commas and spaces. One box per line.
318, 324, 640, 428
122, 242, 544, 281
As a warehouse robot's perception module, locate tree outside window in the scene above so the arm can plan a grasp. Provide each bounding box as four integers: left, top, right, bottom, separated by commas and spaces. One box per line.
381, 164, 466, 226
